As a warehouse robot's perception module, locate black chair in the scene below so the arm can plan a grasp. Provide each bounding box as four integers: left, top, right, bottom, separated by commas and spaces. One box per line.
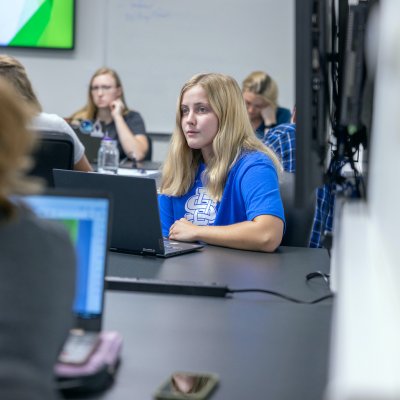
29, 131, 74, 187
279, 172, 316, 247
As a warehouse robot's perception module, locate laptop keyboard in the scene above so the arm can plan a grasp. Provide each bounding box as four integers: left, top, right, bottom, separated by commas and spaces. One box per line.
163, 239, 184, 251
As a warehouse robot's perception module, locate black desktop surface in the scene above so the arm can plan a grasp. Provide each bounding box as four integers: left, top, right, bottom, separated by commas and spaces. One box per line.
106, 245, 331, 302
101, 291, 332, 400
75, 245, 332, 399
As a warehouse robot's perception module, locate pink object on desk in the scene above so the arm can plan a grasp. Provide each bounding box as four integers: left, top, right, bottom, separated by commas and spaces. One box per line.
55, 331, 123, 377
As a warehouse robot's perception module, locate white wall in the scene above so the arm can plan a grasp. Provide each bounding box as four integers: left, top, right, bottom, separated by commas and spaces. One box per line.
3, 0, 294, 160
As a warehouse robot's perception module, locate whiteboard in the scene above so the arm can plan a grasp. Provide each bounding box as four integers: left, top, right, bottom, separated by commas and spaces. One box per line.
105, 0, 294, 133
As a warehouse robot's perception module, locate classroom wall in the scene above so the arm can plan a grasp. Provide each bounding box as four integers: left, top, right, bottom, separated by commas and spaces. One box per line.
4, 0, 294, 162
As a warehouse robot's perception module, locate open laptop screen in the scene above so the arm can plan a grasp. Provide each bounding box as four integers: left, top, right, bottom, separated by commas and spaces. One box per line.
20, 194, 110, 319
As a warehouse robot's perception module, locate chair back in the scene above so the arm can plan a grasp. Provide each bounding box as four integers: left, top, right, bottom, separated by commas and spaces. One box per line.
29, 131, 74, 187
280, 172, 315, 247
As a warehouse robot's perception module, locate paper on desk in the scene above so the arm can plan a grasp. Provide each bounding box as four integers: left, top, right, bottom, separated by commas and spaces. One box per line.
117, 168, 160, 178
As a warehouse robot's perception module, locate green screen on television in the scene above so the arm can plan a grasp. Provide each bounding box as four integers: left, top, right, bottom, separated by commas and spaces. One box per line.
0, 0, 75, 50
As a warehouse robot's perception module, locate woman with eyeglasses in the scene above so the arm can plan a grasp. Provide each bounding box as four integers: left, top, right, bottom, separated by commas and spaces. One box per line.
70, 68, 150, 161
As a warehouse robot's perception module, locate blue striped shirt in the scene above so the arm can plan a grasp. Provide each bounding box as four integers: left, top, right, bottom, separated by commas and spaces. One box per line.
261, 123, 334, 248
262, 123, 296, 173
309, 184, 334, 248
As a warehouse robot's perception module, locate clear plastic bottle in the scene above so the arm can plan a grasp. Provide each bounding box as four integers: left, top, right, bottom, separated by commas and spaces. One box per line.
97, 137, 119, 174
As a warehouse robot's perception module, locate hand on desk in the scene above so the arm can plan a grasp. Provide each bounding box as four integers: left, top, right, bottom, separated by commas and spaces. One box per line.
169, 218, 199, 242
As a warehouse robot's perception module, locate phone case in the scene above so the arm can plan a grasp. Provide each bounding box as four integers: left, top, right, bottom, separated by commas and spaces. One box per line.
55, 331, 123, 394
154, 372, 219, 400
57, 332, 100, 365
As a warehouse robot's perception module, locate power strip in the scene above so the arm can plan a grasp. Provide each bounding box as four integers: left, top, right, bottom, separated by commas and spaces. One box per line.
105, 276, 229, 297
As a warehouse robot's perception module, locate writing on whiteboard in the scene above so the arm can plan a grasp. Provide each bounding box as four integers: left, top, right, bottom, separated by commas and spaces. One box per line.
120, 0, 170, 22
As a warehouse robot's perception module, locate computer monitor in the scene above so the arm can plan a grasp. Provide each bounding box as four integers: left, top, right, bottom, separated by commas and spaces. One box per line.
337, 0, 375, 198
21, 192, 110, 326
295, 0, 334, 207
295, 0, 374, 207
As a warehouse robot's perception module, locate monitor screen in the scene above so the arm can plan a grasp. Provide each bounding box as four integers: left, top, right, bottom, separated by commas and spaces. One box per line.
0, 0, 75, 50
19, 193, 110, 319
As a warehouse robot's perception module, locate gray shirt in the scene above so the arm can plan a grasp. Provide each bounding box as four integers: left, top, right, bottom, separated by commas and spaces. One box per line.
104, 110, 149, 159
0, 205, 75, 399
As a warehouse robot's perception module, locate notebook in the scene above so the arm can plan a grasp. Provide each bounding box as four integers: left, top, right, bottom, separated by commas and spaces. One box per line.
53, 169, 204, 258
19, 191, 111, 364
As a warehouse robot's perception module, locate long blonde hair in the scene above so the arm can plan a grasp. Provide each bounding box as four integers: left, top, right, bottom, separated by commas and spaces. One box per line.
0, 54, 42, 112
160, 73, 281, 201
0, 78, 41, 220
70, 67, 129, 121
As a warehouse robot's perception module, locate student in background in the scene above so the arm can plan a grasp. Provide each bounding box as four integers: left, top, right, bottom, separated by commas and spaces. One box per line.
261, 106, 333, 249
262, 122, 296, 173
159, 73, 284, 252
70, 68, 150, 161
242, 70, 291, 139
0, 55, 92, 172
261, 105, 297, 173
0, 77, 75, 399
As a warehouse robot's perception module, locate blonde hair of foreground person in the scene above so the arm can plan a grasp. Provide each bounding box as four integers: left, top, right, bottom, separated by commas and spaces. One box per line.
160, 72, 281, 202
0, 77, 41, 219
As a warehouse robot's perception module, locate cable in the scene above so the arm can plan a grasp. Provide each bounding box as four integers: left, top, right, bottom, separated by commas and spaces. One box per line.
306, 271, 331, 288
226, 288, 333, 304
106, 276, 334, 304
227, 270, 333, 304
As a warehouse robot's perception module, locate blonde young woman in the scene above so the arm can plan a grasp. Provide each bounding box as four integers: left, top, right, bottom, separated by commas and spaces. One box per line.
0, 54, 92, 172
70, 68, 150, 161
0, 77, 75, 398
159, 73, 285, 252
242, 70, 291, 139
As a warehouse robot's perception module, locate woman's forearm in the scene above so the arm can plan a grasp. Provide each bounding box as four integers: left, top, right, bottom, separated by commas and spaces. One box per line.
113, 114, 148, 160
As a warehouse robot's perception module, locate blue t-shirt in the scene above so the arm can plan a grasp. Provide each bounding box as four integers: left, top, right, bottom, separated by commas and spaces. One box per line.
158, 151, 285, 237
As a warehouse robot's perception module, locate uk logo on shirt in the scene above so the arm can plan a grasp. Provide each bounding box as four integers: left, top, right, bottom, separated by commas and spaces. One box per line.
184, 187, 217, 225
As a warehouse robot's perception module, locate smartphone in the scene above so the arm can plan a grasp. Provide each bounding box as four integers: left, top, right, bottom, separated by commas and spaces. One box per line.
58, 330, 101, 365
154, 372, 219, 400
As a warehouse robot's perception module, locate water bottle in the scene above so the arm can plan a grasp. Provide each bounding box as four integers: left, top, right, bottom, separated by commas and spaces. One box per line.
97, 137, 119, 174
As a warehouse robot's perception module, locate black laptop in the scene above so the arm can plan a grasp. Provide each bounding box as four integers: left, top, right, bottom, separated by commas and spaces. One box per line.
19, 191, 111, 364
53, 169, 204, 257
72, 127, 102, 164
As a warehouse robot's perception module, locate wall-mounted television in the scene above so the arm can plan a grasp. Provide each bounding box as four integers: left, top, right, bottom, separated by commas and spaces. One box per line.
0, 0, 75, 50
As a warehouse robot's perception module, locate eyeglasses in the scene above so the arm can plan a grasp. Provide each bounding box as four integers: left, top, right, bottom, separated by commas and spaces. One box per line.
90, 85, 116, 92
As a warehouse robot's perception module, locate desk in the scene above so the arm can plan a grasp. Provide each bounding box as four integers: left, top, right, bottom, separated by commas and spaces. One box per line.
95, 246, 332, 399
107, 245, 331, 302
